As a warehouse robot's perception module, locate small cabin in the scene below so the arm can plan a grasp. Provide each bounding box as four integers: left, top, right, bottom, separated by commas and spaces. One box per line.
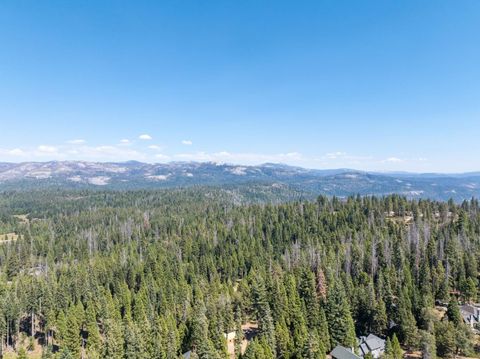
330, 345, 362, 359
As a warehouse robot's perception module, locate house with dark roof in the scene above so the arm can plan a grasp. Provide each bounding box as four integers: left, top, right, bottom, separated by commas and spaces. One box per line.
358, 334, 386, 358
460, 304, 480, 328
330, 345, 362, 359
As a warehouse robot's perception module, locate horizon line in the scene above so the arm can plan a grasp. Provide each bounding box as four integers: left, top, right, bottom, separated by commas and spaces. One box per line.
1, 159, 480, 176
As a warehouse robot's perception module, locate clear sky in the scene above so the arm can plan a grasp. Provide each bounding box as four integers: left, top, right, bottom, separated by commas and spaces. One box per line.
1, 0, 479, 172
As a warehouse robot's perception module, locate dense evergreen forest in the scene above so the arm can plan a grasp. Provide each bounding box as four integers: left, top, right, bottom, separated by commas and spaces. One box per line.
0, 189, 479, 359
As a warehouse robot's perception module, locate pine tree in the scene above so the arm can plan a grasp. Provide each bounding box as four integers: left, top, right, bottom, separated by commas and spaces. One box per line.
6, 254, 19, 281
18, 348, 28, 359
124, 319, 147, 359
234, 308, 244, 358
447, 299, 461, 327
435, 321, 455, 358
58, 348, 75, 359
149, 315, 166, 359
190, 298, 220, 359
317, 306, 331, 352
398, 291, 418, 348
299, 268, 320, 329
56, 310, 67, 345
455, 324, 472, 356
420, 330, 436, 359
326, 281, 356, 349
252, 274, 276, 355
305, 332, 325, 359
243, 339, 262, 359
63, 305, 81, 357
275, 319, 292, 359
85, 303, 101, 358
243, 338, 274, 359
391, 334, 403, 359
103, 317, 124, 359
384, 337, 393, 359
133, 290, 152, 357
102, 294, 125, 359
371, 298, 388, 336
435, 264, 449, 301
191, 299, 209, 349
464, 277, 477, 303
41, 345, 55, 359
196, 339, 221, 359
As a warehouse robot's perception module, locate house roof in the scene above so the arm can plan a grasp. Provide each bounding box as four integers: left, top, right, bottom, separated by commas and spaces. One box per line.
460, 304, 478, 316
363, 334, 385, 351
388, 320, 397, 329
183, 351, 191, 359
359, 343, 369, 356
331, 346, 362, 359
358, 334, 386, 356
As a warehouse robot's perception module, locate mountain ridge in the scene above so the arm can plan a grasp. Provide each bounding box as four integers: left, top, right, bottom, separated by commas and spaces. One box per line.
1, 160, 479, 202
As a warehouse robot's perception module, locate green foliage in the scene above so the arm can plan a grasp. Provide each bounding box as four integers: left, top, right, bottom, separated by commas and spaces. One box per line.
0, 191, 478, 357
391, 334, 403, 359
384, 337, 393, 359
326, 281, 356, 349
398, 289, 418, 348
18, 348, 28, 359
446, 299, 461, 327
243, 338, 274, 359
63, 305, 81, 357
463, 277, 477, 303
420, 330, 436, 359
435, 321, 456, 358
41, 345, 55, 359
85, 303, 101, 356
371, 298, 387, 336
455, 324, 473, 356
305, 332, 325, 359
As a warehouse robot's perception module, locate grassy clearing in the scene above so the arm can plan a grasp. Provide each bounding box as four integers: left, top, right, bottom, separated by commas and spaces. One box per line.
3, 335, 44, 358
3, 351, 42, 359
432, 306, 447, 321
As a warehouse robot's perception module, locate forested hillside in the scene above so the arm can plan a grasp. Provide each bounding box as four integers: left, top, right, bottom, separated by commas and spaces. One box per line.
0, 189, 479, 358
2, 161, 480, 202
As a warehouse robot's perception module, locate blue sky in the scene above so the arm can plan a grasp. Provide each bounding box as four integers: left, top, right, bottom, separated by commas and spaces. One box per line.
1, 0, 479, 172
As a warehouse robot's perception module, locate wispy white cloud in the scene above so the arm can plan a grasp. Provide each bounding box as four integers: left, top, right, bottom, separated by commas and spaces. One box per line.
0, 148, 26, 157
324, 151, 347, 159
139, 134, 152, 140
383, 157, 404, 163
37, 145, 58, 153
174, 151, 304, 164
0, 138, 432, 172
1, 144, 146, 162
82, 145, 146, 160
67, 139, 86, 145
181, 140, 193, 146
10, 148, 25, 156
319, 151, 373, 162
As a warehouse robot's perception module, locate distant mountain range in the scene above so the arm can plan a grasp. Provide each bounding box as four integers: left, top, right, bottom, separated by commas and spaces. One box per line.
0, 160, 479, 202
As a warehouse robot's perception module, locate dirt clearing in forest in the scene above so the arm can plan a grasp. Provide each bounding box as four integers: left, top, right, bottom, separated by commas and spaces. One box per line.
0, 232, 19, 242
